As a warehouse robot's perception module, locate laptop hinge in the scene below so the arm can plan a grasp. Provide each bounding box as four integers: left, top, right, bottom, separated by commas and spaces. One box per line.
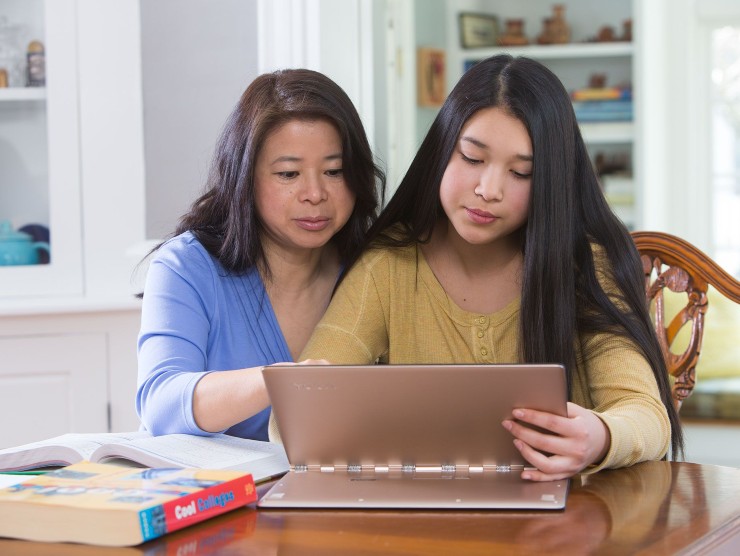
294, 463, 525, 475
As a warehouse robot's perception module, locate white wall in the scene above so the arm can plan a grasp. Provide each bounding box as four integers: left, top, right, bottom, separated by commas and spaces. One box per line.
140, 0, 259, 240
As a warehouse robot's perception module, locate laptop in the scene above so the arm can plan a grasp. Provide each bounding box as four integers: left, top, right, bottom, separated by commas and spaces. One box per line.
258, 364, 570, 510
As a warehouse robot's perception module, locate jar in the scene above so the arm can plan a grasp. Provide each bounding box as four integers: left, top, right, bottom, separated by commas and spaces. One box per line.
0, 17, 24, 88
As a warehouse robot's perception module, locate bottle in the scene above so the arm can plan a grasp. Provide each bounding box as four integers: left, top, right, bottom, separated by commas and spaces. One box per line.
26, 40, 45, 87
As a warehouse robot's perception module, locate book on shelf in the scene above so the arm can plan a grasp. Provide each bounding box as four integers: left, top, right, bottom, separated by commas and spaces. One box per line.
571, 86, 632, 102
0, 431, 289, 483
573, 99, 633, 122
0, 461, 256, 546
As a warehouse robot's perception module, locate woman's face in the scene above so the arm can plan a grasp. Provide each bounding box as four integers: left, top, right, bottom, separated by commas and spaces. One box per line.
254, 118, 355, 256
439, 107, 533, 247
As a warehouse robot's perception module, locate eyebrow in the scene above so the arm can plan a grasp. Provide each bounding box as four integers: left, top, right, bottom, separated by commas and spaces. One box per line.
270, 153, 343, 165
460, 136, 533, 162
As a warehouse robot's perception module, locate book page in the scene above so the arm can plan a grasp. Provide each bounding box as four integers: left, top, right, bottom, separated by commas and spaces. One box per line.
92, 434, 289, 482
0, 432, 150, 471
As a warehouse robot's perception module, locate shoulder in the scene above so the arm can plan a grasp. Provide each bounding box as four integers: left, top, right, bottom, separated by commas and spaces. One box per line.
152, 231, 218, 273
356, 236, 418, 274
145, 231, 230, 296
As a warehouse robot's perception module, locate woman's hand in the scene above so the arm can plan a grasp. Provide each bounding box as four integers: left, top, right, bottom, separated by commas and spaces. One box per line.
269, 359, 332, 366
501, 402, 610, 481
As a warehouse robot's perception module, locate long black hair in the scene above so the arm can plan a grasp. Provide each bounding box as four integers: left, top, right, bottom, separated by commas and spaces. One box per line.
171, 68, 385, 276
352, 55, 683, 459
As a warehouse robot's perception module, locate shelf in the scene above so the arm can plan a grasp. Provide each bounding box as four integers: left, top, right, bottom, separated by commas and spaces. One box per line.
0, 87, 47, 102
579, 121, 633, 144
460, 41, 634, 63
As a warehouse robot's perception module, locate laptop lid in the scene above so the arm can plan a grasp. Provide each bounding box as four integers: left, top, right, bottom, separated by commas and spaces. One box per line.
259, 363, 569, 509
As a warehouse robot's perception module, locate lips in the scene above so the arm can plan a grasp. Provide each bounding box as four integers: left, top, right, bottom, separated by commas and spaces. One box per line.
465, 207, 497, 224
295, 217, 331, 231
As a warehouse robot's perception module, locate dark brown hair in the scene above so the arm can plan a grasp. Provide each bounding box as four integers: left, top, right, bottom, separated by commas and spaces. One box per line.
353, 55, 683, 460
173, 68, 384, 275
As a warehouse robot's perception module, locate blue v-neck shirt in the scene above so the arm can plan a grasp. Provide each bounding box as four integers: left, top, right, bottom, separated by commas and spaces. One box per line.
136, 232, 292, 441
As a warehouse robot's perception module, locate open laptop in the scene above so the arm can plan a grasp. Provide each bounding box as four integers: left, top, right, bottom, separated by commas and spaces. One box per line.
258, 364, 570, 510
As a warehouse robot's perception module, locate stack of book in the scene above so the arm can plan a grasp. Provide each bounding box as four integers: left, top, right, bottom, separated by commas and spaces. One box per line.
571, 86, 633, 122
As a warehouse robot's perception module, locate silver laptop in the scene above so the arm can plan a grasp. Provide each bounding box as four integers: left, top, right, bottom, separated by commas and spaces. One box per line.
258, 364, 570, 510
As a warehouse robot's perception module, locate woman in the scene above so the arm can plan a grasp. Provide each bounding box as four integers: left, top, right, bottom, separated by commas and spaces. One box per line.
137, 69, 384, 440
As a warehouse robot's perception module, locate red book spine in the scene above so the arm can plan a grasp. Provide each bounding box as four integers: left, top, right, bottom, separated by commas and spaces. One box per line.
138, 474, 256, 542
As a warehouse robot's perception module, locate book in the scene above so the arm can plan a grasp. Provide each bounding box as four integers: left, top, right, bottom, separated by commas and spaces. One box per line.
0, 461, 256, 546
0, 432, 289, 483
571, 86, 632, 102
0, 504, 259, 555
573, 100, 633, 122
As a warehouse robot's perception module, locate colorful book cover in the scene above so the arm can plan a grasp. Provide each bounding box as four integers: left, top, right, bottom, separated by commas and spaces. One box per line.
571, 87, 632, 101
0, 461, 256, 546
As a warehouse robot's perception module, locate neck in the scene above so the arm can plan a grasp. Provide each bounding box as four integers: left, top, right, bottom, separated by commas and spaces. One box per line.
261, 240, 339, 293
435, 220, 523, 278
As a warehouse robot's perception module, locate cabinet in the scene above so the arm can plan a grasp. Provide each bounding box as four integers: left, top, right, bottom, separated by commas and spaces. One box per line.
0, 307, 142, 449
445, 0, 638, 229
0, 0, 83, 297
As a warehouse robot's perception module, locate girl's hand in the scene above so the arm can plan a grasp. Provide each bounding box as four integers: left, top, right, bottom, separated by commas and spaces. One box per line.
501, 402, 610, 481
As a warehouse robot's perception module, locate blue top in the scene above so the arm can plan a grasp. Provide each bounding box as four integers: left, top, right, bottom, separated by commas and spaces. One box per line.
136, 232, 291, 441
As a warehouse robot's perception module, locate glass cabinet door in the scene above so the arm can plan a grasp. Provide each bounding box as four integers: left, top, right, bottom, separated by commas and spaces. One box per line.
0, 0, 82, 299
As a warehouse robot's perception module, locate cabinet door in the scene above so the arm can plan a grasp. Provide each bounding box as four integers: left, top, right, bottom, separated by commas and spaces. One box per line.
0, 0, 83, 298
0, 333, 108, 449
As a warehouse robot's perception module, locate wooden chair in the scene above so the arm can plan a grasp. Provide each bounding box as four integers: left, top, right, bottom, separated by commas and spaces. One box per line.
631, 231, 740, 411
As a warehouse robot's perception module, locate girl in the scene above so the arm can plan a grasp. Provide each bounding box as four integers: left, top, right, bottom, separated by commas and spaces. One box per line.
290, 55, 683, 480
137, 69, 384, 441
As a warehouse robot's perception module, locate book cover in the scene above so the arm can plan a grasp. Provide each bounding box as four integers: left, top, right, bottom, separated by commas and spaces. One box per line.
571, 87, 632, 102
0, 432, 289, 483
0, 461, 256, 546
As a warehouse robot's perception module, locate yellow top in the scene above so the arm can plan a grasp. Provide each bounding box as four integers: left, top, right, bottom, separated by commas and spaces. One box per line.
274, 242, 670, 471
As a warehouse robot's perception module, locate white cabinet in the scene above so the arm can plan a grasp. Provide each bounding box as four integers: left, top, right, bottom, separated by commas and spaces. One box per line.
444, 0, 639, 228
0, 0, 83, 298
0, 307, 141, 449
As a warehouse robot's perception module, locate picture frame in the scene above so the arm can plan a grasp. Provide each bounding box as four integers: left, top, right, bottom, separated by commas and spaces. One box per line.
459, 13, 500, 49
417, 47, 446, 107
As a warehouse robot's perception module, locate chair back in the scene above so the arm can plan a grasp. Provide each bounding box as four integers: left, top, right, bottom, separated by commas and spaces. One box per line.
631, 231, 740, 411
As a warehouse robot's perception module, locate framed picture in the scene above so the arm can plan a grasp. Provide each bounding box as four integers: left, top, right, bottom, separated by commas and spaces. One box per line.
417, 47, 446, 107
459, 13, 499, 48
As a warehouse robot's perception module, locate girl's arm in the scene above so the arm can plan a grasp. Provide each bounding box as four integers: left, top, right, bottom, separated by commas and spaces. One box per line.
503, 334, 670, 480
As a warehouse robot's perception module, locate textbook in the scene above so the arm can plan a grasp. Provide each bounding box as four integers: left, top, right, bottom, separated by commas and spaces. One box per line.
0, 461, 256, 546
0, 432, 289, 483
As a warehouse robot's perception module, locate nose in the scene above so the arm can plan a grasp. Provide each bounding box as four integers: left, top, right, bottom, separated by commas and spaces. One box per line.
474, 168, 504, 202
300, 172, 328, 204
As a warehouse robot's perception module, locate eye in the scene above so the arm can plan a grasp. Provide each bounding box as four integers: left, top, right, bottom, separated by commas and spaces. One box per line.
325, 168, 344, 178
460, 152, 482, 165
276, 171, 299, 179
512, 170, 532, 179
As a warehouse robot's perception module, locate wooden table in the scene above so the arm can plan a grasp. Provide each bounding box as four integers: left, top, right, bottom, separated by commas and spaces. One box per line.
2, 461, 739, 555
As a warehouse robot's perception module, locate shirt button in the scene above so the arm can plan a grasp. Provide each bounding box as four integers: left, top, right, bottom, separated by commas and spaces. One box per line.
480, 347, 488, 356
477, 331, 484, 338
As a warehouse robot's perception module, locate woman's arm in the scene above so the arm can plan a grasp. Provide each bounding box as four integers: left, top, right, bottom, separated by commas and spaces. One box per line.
137, 238, 278, 436
191, 367, 269, 432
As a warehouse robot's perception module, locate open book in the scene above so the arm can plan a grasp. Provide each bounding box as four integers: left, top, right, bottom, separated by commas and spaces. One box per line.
0, 432, 289, 483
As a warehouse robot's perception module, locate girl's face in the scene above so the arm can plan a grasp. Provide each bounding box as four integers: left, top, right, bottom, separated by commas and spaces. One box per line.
439, 107, 533, 247
254, 118, 355, 256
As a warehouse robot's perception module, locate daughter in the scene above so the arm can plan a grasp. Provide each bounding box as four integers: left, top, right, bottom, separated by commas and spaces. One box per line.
288, 55, 683, 481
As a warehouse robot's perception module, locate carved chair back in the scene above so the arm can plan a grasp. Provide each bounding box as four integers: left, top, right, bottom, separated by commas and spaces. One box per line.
631, 231, 740, 411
